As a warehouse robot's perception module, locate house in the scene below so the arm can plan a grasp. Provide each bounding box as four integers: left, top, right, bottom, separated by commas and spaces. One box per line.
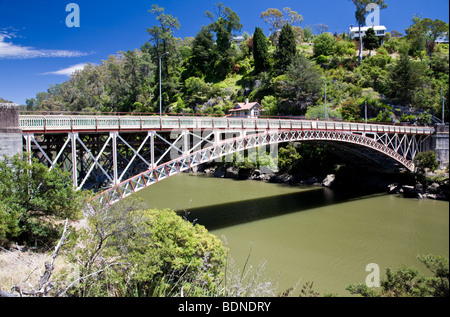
435, 32, 449, 44
229, 99, 261, 118
349, 25, 387, 45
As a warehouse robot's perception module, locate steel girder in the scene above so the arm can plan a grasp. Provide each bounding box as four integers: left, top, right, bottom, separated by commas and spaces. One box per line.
85, 129, 428, 211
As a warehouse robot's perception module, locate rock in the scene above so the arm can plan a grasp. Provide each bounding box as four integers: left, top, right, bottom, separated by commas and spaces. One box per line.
426, 182, 440, 194
388, 183, 401, 194
225, 166, 239, 179
214, 166, 225, 178
322, 174, 335, 187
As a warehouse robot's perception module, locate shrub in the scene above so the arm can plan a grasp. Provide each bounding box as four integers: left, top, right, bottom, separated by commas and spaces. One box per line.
0, 154, 88, 247
414, 151, 439, 172
66, 198, 227, 297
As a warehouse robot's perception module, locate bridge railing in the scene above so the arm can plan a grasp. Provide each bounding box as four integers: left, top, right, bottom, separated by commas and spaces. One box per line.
19, 114, 434, 135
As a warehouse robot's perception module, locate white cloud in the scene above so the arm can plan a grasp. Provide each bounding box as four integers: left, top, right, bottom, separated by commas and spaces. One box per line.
42, 63, 90, 76
0, 31, 88, 59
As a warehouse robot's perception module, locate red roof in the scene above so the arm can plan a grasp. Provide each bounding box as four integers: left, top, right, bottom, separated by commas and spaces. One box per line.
229, 102, 260, 112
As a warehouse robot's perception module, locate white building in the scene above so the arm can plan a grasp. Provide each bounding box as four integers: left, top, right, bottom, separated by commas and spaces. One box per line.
228, 99, 261, 118
349, 25, 387, 45
435, 32, 449, 44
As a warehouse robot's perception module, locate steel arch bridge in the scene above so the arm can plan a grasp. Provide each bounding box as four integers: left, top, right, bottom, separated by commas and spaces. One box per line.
19, 114, 434, 210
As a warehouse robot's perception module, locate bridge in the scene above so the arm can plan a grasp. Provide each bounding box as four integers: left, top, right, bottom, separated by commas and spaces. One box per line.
12, 112, 435, 210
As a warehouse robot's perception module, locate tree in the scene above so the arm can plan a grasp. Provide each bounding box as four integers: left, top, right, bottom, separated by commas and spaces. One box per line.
346, 255, 449, 297
147, 5, 181, 105
204, 3, 242, 80
66, 197, 227, 297
386, 46, 426, 105
414, 150, 439, 172
350, 0, 387, 63
252, 27, 270, 74
406, 17, 449, 58
260, 7, 303, 46
188, 26, 215, 77
362, 27, 380, 56
277, 54, 323, 115
313, 32, 335, 57
275, 23, 297, 74
0, 154, 88, 246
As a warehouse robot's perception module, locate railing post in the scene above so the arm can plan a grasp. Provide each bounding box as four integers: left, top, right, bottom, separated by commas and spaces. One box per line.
150, 131, 155, 170
70, 132, 78, 189
111, 131, 118, 185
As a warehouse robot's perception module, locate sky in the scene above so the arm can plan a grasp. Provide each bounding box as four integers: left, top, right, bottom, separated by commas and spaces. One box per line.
0, 0, 449, 106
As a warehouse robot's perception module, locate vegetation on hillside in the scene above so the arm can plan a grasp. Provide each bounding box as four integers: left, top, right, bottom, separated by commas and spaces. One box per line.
1, 3, 448, 298
19, 3, 448, 124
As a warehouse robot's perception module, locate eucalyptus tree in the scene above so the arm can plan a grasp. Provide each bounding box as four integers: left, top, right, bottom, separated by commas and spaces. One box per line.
350, 0, 387, 63
147, 5, 181, 106
260, 7, 303, 46
204, 2, 243, 80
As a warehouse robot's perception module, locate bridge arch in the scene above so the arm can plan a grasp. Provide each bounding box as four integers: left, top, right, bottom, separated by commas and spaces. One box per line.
89, 129, 417, 211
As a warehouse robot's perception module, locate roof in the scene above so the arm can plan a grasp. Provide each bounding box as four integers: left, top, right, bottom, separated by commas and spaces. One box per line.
229, 102, 260, 112
350, 25, 387, 32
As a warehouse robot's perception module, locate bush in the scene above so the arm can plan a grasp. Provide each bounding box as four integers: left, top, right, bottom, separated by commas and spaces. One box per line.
346, 255, 449, 297
0, 154, 88, 247
313, 33, 335, 57
66, 198, 227, 297
414, 151, 439, 172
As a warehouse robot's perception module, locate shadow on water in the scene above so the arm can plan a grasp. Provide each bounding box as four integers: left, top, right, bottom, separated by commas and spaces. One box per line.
180, 185, 386, 231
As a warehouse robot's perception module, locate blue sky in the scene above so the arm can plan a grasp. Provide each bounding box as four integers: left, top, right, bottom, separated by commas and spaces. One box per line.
1, 0, 448, 105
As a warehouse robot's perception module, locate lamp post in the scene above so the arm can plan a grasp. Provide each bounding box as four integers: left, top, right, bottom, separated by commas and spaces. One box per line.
159, 52, 169, 116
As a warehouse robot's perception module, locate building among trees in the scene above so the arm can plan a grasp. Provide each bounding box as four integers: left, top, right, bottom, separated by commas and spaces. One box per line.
229, 99, 262, 118
349, 25, 387, 45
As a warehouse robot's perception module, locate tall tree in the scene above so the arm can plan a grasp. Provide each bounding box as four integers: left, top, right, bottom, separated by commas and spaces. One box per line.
406, 17, 449, 58
253, 27, 270, 74
188, 26, 215, 77
261, 7, 303, 47
147, 5, 181, 106
386, 46, 426, 105
205, 2, 243, 80
350, 0, 387, 63
275, 23, 297, 74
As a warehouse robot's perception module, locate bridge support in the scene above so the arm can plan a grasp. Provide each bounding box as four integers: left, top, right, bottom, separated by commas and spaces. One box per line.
423, 124, 449, 169
0, 103, 22, 159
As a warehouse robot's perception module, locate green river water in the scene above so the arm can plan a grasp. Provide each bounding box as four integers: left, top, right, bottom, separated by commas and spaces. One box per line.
137, 173, 449, 296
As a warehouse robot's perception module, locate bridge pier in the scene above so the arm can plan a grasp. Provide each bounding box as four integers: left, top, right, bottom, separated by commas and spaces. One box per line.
423, 124, 449, 169
0, 103, 22, 159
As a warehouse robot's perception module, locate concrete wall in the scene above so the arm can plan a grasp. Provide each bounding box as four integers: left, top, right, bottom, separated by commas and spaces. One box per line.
423, 124, 449, 169
0, 103, 23, 158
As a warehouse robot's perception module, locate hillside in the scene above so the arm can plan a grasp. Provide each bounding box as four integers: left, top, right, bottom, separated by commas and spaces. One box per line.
21, 4, 449, 125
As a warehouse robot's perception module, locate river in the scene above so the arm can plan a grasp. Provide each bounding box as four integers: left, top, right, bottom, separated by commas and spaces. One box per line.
137, 173, 449, 296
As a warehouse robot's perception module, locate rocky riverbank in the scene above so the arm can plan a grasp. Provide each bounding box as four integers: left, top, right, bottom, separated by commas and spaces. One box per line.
189, 164, 449, 201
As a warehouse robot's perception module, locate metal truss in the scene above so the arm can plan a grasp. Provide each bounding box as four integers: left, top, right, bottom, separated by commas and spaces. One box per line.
86, 129, 429, 211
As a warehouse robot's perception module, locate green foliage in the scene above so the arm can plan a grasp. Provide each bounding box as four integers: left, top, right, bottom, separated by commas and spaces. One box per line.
278, 144, 301, 173
0, 154, 88, 246
275, 23, 297, 73
66, 198, 227, 297
346, 255, 449, 297
386, 48, 427, 105
261, 95, 279, 116
362, 28, 380, 55
253, 27, 270, 74
414, 150, 439, 172
313, 32, 335, 57
277, 54, 323, 115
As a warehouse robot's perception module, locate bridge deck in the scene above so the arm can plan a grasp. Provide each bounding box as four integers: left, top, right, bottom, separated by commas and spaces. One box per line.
19, 115, 434, 135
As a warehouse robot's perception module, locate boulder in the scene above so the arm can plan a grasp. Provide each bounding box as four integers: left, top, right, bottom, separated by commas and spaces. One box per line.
322, 174, 335, 187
